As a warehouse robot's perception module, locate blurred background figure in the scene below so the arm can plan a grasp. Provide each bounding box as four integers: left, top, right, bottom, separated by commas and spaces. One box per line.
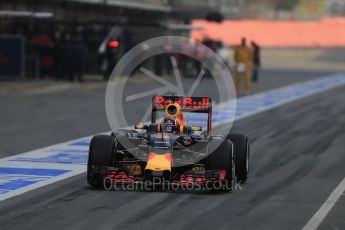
251, 41, 261, 83
234, 38, 253, 95
56, 30, 84, 82
102, 39, 118, 81
217, 40, 230, 66
71, 30, 84, 82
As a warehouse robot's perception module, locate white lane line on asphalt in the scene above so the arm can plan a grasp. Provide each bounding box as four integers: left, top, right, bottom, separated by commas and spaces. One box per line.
302, 177, 345, 230
0, 73, 345, 202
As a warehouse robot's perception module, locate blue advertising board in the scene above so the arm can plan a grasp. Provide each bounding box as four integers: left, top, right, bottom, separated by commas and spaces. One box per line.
0, 35, 24, 79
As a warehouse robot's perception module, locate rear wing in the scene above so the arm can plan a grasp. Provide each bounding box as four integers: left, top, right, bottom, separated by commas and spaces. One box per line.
151, 95, 212, 134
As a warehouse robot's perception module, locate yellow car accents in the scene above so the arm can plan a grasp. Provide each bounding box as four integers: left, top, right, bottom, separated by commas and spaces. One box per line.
145, 153, 172, 171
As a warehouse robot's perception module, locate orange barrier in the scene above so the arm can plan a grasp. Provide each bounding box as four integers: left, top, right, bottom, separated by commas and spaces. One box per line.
191, 18, 345, 47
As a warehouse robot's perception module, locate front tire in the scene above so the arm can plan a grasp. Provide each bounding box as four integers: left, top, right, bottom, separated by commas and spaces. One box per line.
87, 135, 115, 187
206, 138, 234, 192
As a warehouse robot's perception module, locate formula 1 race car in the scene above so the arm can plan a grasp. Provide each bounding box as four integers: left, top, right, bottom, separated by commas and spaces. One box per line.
87, 95, 249, 192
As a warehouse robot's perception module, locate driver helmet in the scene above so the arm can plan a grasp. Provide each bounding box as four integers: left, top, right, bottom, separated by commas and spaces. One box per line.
161, 117, 180, 133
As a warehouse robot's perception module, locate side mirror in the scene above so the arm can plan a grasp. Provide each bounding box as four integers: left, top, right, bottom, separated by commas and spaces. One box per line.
191, 126, 202, 131
135, 123, 145, 129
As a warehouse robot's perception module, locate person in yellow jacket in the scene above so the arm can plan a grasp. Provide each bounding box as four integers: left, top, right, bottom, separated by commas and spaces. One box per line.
234, 38, 253, 95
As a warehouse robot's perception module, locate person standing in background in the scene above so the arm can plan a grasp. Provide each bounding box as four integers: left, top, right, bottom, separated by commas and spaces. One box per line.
61, 32, 75, 81
251, 41, 261, 82
71, 31, 84, 82
234, 37, 253, 95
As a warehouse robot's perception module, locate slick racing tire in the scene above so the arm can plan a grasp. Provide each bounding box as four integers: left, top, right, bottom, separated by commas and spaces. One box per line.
206, 137, 234, 192
227, 133, 249, 183
87, 135, 115, 187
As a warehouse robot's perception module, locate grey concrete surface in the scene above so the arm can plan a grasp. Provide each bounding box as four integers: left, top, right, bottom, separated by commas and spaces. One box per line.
0, 82, 344, 230
319, 195, 345, 230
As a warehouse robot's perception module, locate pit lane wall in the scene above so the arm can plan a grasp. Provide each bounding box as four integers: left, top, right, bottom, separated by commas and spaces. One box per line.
192, 18, 345, 47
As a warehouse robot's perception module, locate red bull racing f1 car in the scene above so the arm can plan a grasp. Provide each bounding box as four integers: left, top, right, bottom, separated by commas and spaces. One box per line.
87, 95, 249, 192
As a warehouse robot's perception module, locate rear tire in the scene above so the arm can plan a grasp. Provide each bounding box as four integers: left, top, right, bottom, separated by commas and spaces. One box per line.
87, 135, 115, 187
227, 133, 249, 183
206, 138, 234, 192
